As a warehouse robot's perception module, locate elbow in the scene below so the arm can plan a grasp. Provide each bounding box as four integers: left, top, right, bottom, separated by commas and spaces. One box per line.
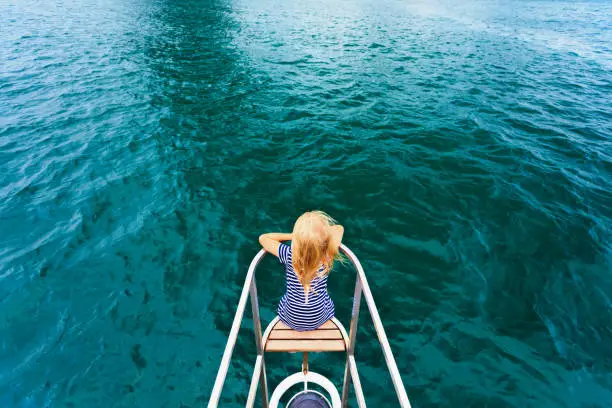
258, 234, 266, 247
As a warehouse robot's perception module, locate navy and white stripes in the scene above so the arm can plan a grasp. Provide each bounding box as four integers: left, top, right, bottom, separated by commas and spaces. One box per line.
277, 243, 335, 331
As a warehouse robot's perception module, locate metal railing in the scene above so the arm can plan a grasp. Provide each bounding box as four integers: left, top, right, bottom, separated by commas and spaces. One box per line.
208, 244, 411, 408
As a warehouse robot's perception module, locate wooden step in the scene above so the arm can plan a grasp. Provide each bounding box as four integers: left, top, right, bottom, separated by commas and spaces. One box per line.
265, 319, 346, 353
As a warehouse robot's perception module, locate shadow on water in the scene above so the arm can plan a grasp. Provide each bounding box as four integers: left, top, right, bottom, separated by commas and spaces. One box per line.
109, 0, 269, 405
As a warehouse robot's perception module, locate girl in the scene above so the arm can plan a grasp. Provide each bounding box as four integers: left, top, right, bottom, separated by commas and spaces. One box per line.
259, 211, 344, 332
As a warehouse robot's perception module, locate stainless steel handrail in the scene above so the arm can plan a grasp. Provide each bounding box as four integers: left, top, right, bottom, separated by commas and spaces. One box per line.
339, 245, 411, 408
208, 244, 411, 408
208, 249, 267, 407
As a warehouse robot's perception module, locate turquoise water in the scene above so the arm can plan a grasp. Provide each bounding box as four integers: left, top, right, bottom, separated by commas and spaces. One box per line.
1, 0, 611, 406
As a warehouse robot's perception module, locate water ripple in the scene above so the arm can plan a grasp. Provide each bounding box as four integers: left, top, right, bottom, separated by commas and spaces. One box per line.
1, 0, 611, 406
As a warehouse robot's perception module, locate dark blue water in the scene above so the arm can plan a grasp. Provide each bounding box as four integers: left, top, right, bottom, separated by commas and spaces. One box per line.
1, 0, 611, 406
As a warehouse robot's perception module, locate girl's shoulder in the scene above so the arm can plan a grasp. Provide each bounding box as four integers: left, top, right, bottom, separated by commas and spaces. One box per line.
278, 242, 292, 265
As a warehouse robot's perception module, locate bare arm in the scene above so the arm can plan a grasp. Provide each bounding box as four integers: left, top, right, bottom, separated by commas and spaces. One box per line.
258, 232, 293, 257
329, 225, 344, 251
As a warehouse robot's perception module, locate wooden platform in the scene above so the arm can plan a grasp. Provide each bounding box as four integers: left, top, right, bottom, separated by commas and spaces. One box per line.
264, 320, 346, 352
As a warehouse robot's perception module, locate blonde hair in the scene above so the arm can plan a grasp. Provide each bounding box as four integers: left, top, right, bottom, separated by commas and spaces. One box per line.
291, 211, 341, 297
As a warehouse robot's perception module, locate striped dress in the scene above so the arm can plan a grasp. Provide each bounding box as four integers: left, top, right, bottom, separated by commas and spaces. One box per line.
277, 243, 335, 331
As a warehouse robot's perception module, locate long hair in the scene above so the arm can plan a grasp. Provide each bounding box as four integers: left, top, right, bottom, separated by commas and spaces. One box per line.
291, 211, 342, 298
